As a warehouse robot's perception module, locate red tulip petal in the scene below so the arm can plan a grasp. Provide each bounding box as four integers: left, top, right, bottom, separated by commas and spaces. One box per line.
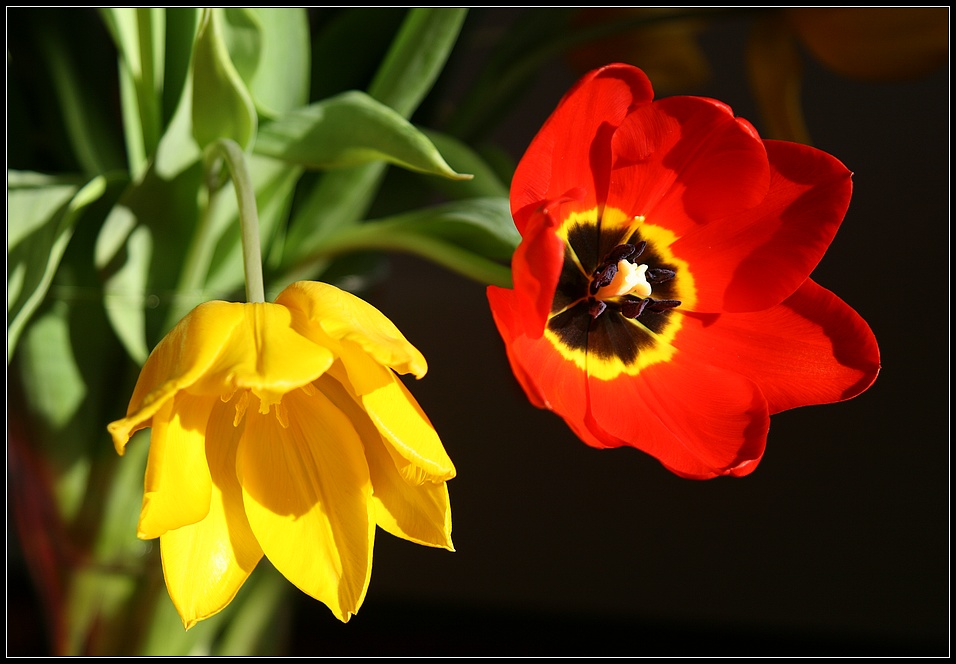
674, 140, 852, 313
488, 286, 558, 412
606, 95, 771, 236
585, 355, 770, 479
674, 279, 880, 414
511, 63, 654, 232
507, 204, 566, 338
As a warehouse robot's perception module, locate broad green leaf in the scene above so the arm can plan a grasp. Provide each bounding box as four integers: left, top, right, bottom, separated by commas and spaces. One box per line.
420, 129, 510, 198
8, 172, 110, 360
244, 8, 310, 118
95, 158, 205, 360
153, 67, 203, 180
255, 91, 470, 179
218, 7, 261, 85
281, 9, 468, 269
316, 197, 517, 287
97, 207, 153, 365
191, 7, 257, 150
14, 302, 92, 522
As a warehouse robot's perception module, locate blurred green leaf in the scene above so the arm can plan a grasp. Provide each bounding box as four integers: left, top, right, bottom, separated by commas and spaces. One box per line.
368, 8, 468, 117
191, 7, 257, 150
95, 159, 205, 360
33, 13, 127, 176
244, 8, 311, 118
218, 8, 261, 84
255, 91, 470, 179
8, 172, 111, 361
96, 208, 154, 365
100, 8, 166, 178
162, 8, 202, 123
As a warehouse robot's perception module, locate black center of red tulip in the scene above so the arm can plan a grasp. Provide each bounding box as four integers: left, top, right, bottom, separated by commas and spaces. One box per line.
547, 225, 684, 363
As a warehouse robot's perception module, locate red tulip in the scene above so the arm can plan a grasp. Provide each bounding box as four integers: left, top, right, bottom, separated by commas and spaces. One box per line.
487, 64, 880, 479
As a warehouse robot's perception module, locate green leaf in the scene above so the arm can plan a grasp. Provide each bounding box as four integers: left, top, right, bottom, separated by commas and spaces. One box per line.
162, 8, 202, 124
280, 9, 469, 271
8, 172, 110, 361
34, 13, 127, 176
316, 197, 517, 287
420, 129, 510, 198
368, 8, 469, 117
191, 7, 257, 150
244, 8, 311, 118
100, 8, 166, 178
255, 91, 470, 179
95, 158, 206, 361
218, 7, 261, 85
96, 207, 154, 365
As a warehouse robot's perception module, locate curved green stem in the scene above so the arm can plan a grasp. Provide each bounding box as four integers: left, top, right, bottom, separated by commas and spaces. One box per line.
208, 139, 265, 303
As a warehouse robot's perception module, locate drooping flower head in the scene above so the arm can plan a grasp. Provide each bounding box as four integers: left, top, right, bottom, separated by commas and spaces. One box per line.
108, 281, 454, 627
487, 63, 880, 479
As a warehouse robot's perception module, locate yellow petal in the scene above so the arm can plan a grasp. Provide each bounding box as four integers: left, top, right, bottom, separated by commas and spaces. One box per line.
236, 388, 374, 622
276, 281, 427, 378
315, 372, 453, 549
108, 301, 250, 453
187, 301, 335, 410
109, 301, 334, 452
160, 396, 263, 630
137, 393, 216, 539
365, 429, 454, 550
330, 353, 455, 483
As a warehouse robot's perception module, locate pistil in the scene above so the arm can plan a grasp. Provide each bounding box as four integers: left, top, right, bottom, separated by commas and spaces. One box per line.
586, 242, 680, 321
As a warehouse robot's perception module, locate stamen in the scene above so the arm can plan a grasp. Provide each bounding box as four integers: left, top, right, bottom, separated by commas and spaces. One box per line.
590, 262, 619, 294
620, 298, 650, 319
233, 391, 250, 427
575, 236, 681, 323
645, 268, 676, 284
274, 400, 289, 428
645, 298, 681, 313
606, 241, 645, 263
589, 299, 607, 319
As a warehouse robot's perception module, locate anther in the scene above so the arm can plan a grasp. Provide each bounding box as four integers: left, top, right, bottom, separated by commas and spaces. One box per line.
589, 299, 607, 319
645, 268, 676, 284
645, 298, 681, 313
620, 298, 649, 319
590, 262, 619, 294
606, 241, 646, 264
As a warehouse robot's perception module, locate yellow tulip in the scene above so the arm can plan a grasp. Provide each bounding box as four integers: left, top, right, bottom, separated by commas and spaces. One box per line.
107, 281, 455, 628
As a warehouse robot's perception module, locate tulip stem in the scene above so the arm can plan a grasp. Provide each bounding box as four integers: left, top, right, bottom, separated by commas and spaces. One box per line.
210, 138, 266, 303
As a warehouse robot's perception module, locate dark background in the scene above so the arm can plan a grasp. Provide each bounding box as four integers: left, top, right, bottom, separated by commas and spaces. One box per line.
8, 8, 949, 657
